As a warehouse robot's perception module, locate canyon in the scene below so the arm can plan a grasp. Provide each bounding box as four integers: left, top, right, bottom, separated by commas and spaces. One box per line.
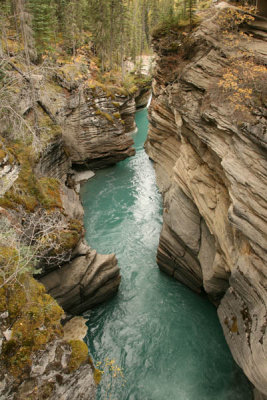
1, 2, 266, 398
0, 50, 149, 398
145, 4, 267, 399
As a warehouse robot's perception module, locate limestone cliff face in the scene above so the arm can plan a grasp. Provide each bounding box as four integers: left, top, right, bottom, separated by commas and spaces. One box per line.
38, 67, 136, 169
145, 5, 267, 397
0, 54, 140, 313
0, 52, 140, 398
33, 135, 121, 314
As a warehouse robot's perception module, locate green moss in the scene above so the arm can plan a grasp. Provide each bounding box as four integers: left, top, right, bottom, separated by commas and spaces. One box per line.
68, 219, 83, 234
0, 148, 6, 161
57, 229, 80, 251
46, 80, 66, 95
113, 112, 121, 119
133, 74, 152, 90
58, 63, 86, 83
68, 340, 89, 372
94, 368, 103, 385
0, 143, 62, 212
37, 177, 62, 209
38, 382, 55, 398
109, 85, 128, 96
111, 101, 120, 108
95, 109, 115, 124
0, 275, 64, 377
0, 285, 7, 312
0, 144, 38, 211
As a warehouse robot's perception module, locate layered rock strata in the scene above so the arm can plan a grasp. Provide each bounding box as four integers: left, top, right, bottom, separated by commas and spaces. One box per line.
38, 69, 136, 169
1, 38, 151, 400
145, 5, 267, 398
1, 53, 142, 312
33, 135, 121, 314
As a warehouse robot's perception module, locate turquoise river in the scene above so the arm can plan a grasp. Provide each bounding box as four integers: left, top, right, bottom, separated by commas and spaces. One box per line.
81, 109, 252, 400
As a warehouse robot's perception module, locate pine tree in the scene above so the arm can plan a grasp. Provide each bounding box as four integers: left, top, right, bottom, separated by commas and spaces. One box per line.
0, 0, 12, 56
27, 0, 57, 55
16, 0, 36, 61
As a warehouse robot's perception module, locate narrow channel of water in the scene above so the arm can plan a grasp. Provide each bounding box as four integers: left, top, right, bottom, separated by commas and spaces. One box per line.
81, 109, 251, 400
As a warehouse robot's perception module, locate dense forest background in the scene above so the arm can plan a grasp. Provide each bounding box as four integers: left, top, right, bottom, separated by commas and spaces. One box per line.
1, 0, 263, 73
0, 0, 210, 71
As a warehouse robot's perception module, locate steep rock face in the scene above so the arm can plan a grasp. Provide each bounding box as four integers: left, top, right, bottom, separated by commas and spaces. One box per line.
0, 337, 96, 400
35, 138, 71, 181
135, 86, 152, 109
33, 135, 121, 314
145, 6, 267, 397
40, 243, 121, 314
0, 58, 131, 315
37, 70, 136, 169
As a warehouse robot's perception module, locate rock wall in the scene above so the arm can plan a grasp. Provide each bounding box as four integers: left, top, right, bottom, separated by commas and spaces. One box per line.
0, 336, 96, 400
145, 5, 267, 398
38, 67, 136, 169
33, 135, 121, 314
0, 56, 141, 313
1, 37, 151, 400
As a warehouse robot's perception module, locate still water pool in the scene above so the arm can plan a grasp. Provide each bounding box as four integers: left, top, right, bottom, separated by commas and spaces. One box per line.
81, 109, 251, 400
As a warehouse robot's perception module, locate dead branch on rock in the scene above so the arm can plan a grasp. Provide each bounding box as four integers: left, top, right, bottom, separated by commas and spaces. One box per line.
0, 207, 73, 288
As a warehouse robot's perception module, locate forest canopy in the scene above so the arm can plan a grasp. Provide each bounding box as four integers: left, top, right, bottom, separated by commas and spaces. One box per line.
0, 0, 211, 70
0, 0, 263, 71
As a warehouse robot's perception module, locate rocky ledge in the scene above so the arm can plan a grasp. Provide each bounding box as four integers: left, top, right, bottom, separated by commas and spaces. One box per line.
0, 50, 143, 313
0, 44, 148, 397
145, 4, 267, 398
34, 135, 121, 314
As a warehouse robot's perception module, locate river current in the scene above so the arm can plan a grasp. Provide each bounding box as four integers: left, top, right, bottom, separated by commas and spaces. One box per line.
81, 109, 251, 400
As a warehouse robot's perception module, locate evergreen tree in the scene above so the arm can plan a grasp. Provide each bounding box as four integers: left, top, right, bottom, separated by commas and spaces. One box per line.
27, 0, 57, 55
0, 0, 12, 56
1, 0, 203, 69
16, 0, 36, 61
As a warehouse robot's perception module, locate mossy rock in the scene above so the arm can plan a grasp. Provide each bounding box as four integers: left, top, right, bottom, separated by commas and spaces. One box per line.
57, 63, 86, 83
0, 142, 62, 212
113, 112, 121, 119
37, 177, 62, 209
0, 275, 64, 377
0, 148, 6, 162
68, 339, 89, 372
37, 108, 62, 142
95, 109, 115, 124
111, 101, 121, 108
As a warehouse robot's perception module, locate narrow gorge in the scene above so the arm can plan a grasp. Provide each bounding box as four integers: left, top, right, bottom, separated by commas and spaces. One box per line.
0, 1, 266, 399
0, 43, 150, 398
145, 3, 267, 399
82, 108, 252, 399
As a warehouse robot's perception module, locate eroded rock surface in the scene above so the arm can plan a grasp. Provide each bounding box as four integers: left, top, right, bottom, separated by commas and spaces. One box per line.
0, 337, 96, 400
40, 244, 121, 314
0, 55, 127, 323
145, 6, 267, 397
0, 142, 20, 197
